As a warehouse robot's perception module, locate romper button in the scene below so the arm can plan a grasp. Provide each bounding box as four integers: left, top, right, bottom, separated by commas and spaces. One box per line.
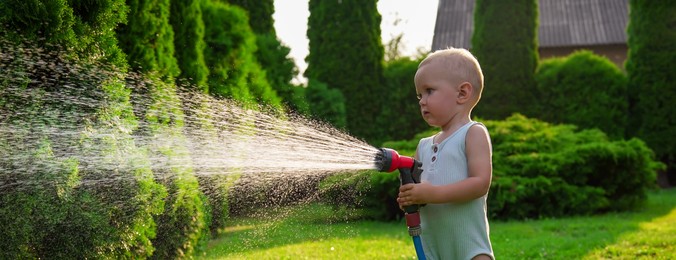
431, 156, 436, 162
433, 146, 438, 153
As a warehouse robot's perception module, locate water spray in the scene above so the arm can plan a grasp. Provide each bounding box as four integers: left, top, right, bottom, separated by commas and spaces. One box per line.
375, 148, 426, 260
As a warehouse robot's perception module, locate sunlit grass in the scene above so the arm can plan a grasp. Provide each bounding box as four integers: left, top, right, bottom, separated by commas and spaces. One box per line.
201, 189, 676, 259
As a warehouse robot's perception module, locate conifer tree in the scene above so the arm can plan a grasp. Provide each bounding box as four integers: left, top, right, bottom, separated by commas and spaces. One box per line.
472, 0, 539, 119
0, 0, 166, 257
306, 0, 386, 142
201, 1, 282, 109
170, 0, 210, 92
116, 0, 210, 257
227, 0, 306, 114
626, 0, 676, 185
116, 0, 179, 80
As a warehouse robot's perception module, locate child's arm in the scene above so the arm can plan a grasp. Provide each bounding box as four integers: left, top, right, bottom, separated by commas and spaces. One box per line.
398, 124, 492, 205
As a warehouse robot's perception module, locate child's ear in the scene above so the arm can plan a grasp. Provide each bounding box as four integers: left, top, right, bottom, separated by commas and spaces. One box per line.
457, 82, 473, 104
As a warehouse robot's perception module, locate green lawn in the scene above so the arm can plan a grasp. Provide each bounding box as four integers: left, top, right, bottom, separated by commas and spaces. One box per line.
200, 189, 676, 259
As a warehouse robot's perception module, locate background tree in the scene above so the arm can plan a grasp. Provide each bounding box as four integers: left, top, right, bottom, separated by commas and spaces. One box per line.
306, 0, 386, 143
201, 0, 282, 110
379, 57, 430, 143
626, 0, 676, 186
116, 0, 180, 80
226, 0, 308, 114
170, 0, 210, 92
471, 0, 539, 119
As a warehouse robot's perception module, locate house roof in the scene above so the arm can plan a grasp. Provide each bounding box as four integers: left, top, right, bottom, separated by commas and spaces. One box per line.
431, 0, 629, 50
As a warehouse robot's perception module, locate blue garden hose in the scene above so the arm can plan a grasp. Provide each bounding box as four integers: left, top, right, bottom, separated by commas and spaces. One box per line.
412, 235, 426, 260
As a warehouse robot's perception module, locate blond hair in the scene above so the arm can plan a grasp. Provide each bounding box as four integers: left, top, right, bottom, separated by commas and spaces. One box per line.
419, 48, 484, 104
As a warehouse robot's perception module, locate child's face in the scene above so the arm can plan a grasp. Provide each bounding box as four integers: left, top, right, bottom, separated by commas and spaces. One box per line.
414, 61, 460, 128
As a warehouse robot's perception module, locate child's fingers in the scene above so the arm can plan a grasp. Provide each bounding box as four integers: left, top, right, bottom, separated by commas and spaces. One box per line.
399, 183, 414, 192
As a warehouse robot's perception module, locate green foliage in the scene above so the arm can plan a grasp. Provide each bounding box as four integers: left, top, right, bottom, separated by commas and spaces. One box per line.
170, 0, 210, 91
0, 59, 167, 258
626, 0, 676, 184
535, 50, 628, 139
116, 0, 180, 80
255, 33, 307, 114
132, 76, 210, 259
471, 0, 539, 119
0, 0, 128, 67
226, 0, 274, 34
116, 0, 211, 255
486, 114, 661, 219
201, 0, 282, 110
305, 79, 347, 129
377, 57, 429, 145
198, 174, 240, 235
306, 0, 385, 143
0, 0, 76, 44
226, 0, 304, 114
0, 0, 169, 257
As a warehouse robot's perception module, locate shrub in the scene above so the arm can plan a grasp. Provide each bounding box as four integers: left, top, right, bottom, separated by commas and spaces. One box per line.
535, 50, 628, 139
305, 79, 347, 129
486, 114, 661, 219
0, 49, 166, 258
377, 57, 429, 145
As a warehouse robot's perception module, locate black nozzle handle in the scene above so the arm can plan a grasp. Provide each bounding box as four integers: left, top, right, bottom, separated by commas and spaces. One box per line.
399, 159, 424, 214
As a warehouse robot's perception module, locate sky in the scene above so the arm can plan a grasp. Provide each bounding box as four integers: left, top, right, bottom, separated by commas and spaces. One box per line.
273, 0, 439, 84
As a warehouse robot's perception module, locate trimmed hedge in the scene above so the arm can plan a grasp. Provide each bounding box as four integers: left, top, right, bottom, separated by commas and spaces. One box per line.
0, 44, 166, 258
486, 114, 660, 219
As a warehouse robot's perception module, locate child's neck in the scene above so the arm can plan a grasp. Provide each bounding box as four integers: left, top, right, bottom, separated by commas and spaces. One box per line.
434, 115, 471, 144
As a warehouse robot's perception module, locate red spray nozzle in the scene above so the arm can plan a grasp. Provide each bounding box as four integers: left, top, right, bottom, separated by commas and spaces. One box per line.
376, 148, 414, 172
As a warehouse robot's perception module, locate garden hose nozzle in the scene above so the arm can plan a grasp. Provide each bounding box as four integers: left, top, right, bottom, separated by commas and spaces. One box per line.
375, 148, 424, 236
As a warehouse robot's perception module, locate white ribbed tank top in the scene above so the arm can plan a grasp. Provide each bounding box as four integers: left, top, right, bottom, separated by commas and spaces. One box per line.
417, 121, 494, 260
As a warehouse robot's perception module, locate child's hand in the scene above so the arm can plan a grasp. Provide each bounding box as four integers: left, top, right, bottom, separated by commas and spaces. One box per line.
397, 182, 434, 207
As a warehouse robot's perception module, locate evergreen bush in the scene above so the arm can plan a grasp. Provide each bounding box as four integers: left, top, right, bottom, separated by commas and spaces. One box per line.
0, 0, 168, 257
486, 114, 661, 219
305, 79, 347, 129
378, 57, 428, 145
535, 50, 628, 139
0, 44, 166, 258
116, 0, 211, 256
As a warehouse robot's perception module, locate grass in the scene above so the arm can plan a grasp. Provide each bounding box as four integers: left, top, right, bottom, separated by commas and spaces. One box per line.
200, 189, 676, 259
